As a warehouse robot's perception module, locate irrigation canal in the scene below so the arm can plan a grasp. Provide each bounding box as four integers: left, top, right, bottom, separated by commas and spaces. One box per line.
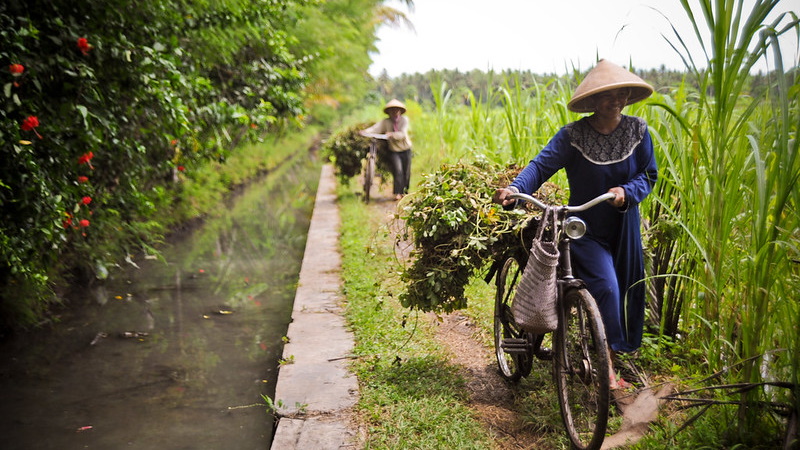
0, 150, 322, 449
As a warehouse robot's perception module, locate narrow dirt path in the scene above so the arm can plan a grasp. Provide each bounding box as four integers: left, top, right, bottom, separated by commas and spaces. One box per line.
430, 312, 671, 449
432, 312, 552, 449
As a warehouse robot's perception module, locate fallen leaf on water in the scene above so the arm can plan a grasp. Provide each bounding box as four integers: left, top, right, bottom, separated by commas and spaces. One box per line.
89, 332, 108, 346
120, 331, 149, 339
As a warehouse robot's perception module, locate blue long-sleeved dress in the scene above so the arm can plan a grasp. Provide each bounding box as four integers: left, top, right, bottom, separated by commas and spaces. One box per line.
510, 115, 657, 352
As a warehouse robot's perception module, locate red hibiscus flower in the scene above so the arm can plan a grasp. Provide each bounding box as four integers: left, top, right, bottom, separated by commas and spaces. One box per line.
78, 151, 94, 166
78, 176, 89, 183
81, 196, 92, 205
79, 219, 90, 228
9, 64, 24, 75
21, 116, 39, 131
21, 116, 43, 139
177, 165, 185, 172
77, 37, 92, 55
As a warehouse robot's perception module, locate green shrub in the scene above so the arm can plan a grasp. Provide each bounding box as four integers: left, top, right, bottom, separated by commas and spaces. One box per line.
0, 0, 310, 329
322, 122, 395, 185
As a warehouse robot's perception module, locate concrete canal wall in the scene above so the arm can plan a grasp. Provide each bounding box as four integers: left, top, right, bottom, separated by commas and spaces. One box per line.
270, 164, 359, 449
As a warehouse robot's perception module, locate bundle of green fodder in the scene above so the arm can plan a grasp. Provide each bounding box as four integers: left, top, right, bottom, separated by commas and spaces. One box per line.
396, 161, 565, 313
322, 122, 391, 184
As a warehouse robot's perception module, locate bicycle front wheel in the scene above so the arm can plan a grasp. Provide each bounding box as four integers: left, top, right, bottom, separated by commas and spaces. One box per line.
363, 151, 375, 204
494, 255, 532, 381
553, 287, 611, 450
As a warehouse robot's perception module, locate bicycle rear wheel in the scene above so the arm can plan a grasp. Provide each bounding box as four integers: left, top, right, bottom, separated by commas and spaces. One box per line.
494, 255, 533, 381
553, 287, 610, 450
363, 148, 375, 204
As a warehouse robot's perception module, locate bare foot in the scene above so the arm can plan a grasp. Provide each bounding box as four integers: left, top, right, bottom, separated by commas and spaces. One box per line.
610, 374, 633, 390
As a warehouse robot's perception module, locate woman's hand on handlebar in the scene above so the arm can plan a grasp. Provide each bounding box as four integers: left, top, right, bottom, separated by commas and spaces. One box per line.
607, 187, 625, 208
493, 187, 518, 207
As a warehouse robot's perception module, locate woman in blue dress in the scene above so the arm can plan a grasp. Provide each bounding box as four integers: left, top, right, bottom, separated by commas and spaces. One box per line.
493, 60, 657, 389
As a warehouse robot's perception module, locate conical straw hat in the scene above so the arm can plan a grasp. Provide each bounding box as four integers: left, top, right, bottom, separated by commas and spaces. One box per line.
383, 98, 407, 114
568, 60, 654, 113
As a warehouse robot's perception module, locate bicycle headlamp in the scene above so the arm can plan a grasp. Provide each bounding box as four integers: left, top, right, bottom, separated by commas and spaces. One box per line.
564, 216, 587, 239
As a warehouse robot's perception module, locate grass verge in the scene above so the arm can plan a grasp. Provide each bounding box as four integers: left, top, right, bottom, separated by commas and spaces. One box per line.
338, 187, 495, 449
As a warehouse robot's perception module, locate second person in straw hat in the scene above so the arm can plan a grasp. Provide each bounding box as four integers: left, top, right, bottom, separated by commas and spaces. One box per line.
361, 98, 413, 200
493, 59, 658, 390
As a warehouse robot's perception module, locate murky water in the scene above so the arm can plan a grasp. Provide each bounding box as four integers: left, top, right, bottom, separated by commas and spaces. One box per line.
0, 152, 321, 449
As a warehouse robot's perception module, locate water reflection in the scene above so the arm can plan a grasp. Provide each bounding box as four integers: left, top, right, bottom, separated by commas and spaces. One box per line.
0, 153, 320, 449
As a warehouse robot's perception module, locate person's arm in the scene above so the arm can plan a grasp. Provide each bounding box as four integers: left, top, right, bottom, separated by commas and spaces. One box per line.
387, 117, 412, 150
617, 128, 658, 210
494, 128, 572, 206
387, 116, 409, 139
360, 120, 386, 136
511, 128, 572, 194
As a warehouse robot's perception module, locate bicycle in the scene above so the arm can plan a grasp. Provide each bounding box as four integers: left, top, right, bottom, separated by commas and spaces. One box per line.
487, 191, 615, 450
361, 133, 387, 203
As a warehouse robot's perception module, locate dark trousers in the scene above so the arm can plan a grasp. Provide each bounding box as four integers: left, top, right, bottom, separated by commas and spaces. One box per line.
570, 236, 645, 353
387, 149, 412, 195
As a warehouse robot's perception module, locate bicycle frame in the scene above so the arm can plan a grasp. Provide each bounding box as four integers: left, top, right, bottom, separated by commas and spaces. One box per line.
360, 133, 388, 204
492, 191, 616, 450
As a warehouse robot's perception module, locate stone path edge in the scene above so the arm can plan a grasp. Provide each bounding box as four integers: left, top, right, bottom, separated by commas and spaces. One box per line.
270, 164, 359, 449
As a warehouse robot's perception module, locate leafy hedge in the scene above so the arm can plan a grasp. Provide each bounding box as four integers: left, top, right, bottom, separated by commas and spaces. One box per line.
0, 0, 382, 330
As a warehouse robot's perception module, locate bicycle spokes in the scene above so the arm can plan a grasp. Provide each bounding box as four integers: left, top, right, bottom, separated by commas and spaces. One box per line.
554, 288, 610, 450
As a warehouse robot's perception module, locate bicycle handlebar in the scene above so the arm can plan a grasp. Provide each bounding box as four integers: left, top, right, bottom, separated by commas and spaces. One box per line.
508, 192, 617, 213
362, 132, 388, 140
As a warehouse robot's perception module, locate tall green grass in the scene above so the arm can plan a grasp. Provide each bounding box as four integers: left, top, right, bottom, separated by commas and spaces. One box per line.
646, 1, 800, 436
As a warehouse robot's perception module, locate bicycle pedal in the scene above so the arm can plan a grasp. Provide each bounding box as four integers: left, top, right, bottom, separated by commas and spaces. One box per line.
535, 347, 554, 360
501, 338, 529, 353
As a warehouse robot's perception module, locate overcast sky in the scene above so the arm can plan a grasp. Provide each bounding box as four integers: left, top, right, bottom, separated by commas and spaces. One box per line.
369, 0, 799, 77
